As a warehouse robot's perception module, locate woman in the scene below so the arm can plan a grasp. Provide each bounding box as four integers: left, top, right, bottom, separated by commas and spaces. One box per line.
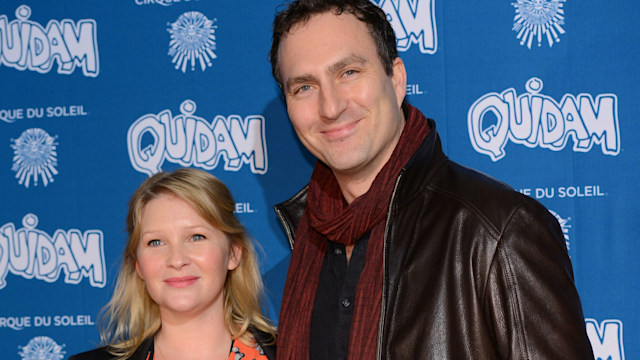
70, 168, 276, 360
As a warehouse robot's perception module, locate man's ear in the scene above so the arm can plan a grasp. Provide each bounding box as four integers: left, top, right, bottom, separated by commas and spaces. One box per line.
228, 244, 242, 271
391, 57, 407, 108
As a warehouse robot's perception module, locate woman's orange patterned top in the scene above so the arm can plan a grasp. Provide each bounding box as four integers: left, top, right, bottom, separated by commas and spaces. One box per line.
227, 338, 269, 360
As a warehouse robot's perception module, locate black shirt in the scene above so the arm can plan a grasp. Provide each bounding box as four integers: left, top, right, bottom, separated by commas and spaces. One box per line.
309, 233, 370, 360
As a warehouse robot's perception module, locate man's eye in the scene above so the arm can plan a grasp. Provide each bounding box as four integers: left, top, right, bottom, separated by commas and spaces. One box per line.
343, 69, 358, 77
192, 234, 206, 241
295, 85, 311, 94
148, 239, 162, 247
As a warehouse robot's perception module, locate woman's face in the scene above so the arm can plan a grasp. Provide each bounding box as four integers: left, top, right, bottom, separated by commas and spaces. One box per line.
135, 192, 240, 319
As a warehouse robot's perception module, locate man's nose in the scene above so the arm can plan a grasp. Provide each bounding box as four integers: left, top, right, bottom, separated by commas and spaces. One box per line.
318, 84, 347, 121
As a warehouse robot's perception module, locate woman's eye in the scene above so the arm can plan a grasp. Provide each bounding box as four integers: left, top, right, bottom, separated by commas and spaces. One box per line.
192, 234, 206, 241
148, 239, 162, 247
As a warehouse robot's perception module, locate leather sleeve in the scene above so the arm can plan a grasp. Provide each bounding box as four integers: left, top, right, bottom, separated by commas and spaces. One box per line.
483, 199, 594, 359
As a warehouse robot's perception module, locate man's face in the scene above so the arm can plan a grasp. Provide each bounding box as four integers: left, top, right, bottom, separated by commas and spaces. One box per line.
278, 11, 407, 185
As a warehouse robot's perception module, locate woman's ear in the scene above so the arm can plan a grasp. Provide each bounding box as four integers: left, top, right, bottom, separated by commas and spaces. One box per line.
135, 260, 144, 280
228, 243, 242, 271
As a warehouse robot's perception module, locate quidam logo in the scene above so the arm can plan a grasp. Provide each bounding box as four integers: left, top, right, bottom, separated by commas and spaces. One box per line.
0, 5, 99, 76
0, 213, 106, 290
168, 11, 217, 72
19, 336, 65, 360
512, 0, 565, 49
127, 99, 268, 176
548, 210, 570, 253
376, 0, 437, 54
586, 318, 625, 360
10, 128, 59, 188
468, 77, 619, 161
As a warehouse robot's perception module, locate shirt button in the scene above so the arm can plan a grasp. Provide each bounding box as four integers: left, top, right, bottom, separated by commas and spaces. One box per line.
333, 248, 343, 255
341, 298, 351, 308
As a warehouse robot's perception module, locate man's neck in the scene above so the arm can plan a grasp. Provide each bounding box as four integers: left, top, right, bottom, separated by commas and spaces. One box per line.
335, 174, 375, 204
334, 145, 399, 204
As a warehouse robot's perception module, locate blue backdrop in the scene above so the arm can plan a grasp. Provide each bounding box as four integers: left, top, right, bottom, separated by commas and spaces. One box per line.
0, 1, 636, 359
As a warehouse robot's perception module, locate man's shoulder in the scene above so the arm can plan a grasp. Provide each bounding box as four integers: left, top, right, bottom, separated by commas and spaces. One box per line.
416, 158, 546, 230
417, 158, 525, 204
439, 160, 519, 197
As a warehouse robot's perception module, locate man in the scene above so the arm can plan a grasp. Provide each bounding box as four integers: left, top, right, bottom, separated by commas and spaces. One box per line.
270, 1, 594, 359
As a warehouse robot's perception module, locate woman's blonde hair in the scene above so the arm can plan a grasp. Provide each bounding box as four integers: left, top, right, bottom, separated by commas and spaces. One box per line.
99, 168, 275, 359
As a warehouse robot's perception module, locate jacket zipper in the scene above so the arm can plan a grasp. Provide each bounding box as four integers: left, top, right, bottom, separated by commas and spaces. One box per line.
376, 170, 406, 360
274, 206, 296, 249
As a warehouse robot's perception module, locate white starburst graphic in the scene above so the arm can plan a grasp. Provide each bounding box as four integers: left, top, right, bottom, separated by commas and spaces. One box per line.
549, 210, 571, 253
10, 128, 59, 188
18, 336, 66, 360
512, 0, 566, 49
168, 11, 217, 73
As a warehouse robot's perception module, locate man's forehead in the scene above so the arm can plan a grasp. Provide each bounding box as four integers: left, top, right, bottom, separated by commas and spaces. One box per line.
284, 10, 366, 41
280, 12, 373, 59
277, 10, 380, 86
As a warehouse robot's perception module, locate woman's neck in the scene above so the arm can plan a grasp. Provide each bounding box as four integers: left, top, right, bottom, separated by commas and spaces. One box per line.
154, 310, 233, 360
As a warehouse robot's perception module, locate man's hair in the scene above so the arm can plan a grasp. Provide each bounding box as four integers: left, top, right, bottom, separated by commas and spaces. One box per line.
98, 168, 275, 359
269, 0, 398, 89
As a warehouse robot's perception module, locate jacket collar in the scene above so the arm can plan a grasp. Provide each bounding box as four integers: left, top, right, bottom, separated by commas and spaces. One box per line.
129, 337, 153, 360
392, 117, 448, 207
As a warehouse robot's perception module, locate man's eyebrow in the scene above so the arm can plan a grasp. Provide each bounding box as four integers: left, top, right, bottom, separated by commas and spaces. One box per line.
327, 55, 368, 75
285, 74, 317, 93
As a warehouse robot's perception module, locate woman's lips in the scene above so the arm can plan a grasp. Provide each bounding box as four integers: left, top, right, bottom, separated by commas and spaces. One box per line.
164, 276, 198, 288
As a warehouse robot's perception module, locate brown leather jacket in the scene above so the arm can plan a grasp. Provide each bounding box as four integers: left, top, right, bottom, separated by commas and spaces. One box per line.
274, 118, 594, 359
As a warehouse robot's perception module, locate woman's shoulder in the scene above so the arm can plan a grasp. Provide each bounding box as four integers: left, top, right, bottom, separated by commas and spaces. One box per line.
68, 338, 152, 360
68, 347, 113, 360
246, 327, 276, 360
